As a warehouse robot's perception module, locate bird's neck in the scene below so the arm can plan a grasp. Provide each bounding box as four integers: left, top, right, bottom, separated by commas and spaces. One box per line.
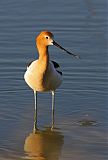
37, 45, 49, 71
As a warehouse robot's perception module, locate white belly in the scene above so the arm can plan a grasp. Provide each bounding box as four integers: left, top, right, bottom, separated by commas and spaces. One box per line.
24, 60, 62, 92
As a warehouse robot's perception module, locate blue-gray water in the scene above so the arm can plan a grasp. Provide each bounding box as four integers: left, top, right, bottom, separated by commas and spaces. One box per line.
0, 0, 107, 159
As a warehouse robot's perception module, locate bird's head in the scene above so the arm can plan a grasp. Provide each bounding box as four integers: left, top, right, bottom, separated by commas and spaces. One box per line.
36, 31, 80, 58
36, 31, 54, 47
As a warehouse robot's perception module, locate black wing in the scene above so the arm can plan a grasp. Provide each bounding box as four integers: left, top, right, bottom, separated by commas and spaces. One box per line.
51, 60, 60, 68
27, 60, 33, 68
56, 70, 62, 75
51, 61, 62, 76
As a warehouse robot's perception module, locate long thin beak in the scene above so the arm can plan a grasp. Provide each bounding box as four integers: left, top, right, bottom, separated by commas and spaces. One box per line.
53, 40, 80, 59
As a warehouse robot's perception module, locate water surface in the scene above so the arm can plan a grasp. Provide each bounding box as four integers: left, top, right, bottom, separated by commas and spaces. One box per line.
0, 0, 107, 159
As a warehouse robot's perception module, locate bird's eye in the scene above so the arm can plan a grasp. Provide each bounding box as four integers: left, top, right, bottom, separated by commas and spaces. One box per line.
46, 36, 49, 39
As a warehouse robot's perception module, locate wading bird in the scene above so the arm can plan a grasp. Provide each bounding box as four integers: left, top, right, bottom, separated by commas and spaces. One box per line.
24, 31, 79, 130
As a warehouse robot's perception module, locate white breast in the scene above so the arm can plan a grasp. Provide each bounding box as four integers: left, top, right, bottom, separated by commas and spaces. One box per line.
24, 60, 62, 92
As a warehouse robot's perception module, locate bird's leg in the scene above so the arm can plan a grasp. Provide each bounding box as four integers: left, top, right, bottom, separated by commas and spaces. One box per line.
51, 91, 55, 130
33, 91, 38, 131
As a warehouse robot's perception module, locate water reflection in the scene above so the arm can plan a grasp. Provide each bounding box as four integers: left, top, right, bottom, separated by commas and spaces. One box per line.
24, 127, 64, 160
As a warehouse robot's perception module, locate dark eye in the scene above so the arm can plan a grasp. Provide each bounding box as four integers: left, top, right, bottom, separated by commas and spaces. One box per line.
46, 36, 49, 39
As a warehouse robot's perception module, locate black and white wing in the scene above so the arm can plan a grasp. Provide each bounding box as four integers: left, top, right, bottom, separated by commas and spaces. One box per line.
51, 60, 62, 76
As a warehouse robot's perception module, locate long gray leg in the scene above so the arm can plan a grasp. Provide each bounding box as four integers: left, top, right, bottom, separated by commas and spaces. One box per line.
51, 91, 55, 129
34, 91, 38, 131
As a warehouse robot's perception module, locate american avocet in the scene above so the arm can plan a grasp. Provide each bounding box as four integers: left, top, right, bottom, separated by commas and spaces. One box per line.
24, 31, 79, 129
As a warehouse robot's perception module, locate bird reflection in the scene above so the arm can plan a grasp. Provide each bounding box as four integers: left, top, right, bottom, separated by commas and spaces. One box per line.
24, 127, 64, 160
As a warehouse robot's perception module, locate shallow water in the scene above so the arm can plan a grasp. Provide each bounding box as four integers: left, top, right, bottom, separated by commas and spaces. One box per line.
0, 0, 107, 159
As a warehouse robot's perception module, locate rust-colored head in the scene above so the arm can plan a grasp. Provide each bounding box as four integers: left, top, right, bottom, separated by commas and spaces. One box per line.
36, 31, 54, 47
35, 31, 80, 58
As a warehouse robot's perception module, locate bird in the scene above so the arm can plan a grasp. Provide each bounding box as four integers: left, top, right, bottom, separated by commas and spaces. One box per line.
24, 31, 79, 130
